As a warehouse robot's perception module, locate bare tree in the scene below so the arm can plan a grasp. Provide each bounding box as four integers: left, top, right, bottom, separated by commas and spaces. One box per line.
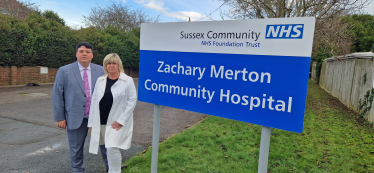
313, 15, 355, 56
83, 2, 156, 31
220, 0, 372, 56
221, 0, 371, 20
0, 0, 38, 20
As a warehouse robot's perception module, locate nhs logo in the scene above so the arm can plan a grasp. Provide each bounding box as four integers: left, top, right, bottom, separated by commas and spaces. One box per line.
265, 24, 304, 39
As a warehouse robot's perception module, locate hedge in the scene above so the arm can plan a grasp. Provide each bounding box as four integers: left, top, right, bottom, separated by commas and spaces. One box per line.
0, 12, 140, 69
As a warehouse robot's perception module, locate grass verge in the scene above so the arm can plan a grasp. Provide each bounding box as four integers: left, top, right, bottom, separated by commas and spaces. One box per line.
123, 80, 374, 172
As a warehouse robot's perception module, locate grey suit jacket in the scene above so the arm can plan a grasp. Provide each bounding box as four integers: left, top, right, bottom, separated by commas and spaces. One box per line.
52, 61, 105, 130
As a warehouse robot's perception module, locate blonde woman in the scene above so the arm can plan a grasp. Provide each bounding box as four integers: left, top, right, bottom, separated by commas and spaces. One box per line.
88, 53, 137, 173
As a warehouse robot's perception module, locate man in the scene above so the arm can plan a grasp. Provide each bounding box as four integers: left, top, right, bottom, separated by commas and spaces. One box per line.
52, 42, 108, 173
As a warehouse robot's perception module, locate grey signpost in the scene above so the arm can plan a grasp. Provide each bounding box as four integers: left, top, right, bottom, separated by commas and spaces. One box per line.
151, 104, 161, 173
258, 126, 272, 173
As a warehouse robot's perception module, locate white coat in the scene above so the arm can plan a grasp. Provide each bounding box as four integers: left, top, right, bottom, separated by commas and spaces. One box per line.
88, 72, 137, 154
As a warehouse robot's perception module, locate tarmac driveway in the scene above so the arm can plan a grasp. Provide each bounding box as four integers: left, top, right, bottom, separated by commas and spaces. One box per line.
0, 79, 208, 173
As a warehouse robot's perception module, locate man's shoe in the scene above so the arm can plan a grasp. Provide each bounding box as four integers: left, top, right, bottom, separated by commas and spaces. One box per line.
106, 165, 128, 172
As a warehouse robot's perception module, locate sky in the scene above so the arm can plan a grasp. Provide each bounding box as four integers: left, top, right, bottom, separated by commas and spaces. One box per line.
29, 0, 374, 29
29, 0, 229, 28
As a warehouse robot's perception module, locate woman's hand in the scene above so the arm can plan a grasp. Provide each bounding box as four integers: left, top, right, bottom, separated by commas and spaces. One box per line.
111, 121, 123, 131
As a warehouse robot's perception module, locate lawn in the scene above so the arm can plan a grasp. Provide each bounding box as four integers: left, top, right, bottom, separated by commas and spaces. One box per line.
123, 80, 374, 172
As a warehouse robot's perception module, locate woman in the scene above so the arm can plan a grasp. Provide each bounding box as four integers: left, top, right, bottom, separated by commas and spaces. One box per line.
88, 53, 137, 173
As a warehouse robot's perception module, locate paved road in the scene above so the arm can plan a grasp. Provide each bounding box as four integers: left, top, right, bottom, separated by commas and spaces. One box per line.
0, 79, 207, 173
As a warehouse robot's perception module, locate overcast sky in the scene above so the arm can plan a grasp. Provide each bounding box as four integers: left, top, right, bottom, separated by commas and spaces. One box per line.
29, 0, 374, 29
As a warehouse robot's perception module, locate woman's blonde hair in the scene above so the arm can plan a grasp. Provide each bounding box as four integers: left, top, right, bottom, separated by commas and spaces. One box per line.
103, 53, 124, 75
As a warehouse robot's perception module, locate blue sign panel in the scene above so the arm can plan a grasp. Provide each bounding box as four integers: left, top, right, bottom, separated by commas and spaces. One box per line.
139, 18, 315, 133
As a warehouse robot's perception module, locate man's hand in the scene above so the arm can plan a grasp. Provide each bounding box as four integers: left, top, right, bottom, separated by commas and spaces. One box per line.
89, 127, 92, 131
57, 120, 67, 129
111, 121, 122, 131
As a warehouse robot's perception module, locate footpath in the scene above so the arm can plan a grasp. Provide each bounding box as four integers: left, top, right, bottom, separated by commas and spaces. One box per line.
0, 79, 207, 173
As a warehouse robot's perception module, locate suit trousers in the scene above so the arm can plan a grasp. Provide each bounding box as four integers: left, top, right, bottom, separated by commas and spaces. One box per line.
67, 118, 109, 173
100, 125, 122, 173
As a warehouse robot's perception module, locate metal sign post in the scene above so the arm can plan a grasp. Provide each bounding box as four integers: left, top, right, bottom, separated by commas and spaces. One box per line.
151, 104, 161, 173
258, 126, 271, 173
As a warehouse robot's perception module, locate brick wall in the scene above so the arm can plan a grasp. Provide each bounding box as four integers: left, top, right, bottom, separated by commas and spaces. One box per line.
0, 67, 11, 86
0, 66, 139, 86
0, 66, 58, 86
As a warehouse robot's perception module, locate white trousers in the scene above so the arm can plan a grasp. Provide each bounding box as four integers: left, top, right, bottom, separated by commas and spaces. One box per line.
100, 125, 122, 173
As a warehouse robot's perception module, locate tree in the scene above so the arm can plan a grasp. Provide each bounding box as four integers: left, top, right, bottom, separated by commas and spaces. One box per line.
82, 2, 155, 32
344, 14, 374, 52
219, 0, 372, 57
221, 0, 371, 20
314, 15, 355, 57
42, 10, 65, 25
0, 11, 77, 67
71, 26, 141, 69
219, 0, 372, 84
0, 0, 38, 20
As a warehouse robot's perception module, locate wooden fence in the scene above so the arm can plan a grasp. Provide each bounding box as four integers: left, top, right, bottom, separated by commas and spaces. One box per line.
316, 52, 374, 122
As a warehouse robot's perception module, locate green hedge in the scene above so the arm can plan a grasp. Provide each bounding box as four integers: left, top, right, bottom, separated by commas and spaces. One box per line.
344, 14, 374, 52
0, 12, 140, 69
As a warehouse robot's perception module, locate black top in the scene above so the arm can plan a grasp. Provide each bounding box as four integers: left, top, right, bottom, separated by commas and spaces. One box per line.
99, 77, 118, 125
